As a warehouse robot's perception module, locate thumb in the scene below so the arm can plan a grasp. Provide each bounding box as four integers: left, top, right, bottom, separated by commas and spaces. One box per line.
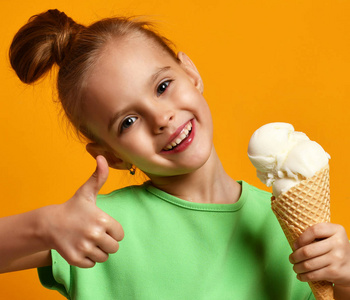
79, 155, 109, 203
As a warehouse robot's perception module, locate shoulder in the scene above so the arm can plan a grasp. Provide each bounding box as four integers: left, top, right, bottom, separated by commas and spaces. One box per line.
240, 181, 272, 211
239, 181, 282, 235
244, 181, 271, 200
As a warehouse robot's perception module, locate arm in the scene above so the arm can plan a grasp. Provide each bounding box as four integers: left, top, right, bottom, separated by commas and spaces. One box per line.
0, 208, 53, 273
0, 156, 124, 273
289, 223, 350, 300
1, 251, 51, 273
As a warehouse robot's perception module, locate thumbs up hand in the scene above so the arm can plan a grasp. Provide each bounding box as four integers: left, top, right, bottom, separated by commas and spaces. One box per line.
44, 156, 124, 268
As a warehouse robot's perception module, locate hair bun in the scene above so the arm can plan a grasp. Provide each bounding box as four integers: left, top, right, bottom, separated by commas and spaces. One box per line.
9, 9, 83, 84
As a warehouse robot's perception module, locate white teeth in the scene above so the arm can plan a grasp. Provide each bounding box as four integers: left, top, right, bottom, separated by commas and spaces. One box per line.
179, 133, 187, 140
163, 121, 192, 151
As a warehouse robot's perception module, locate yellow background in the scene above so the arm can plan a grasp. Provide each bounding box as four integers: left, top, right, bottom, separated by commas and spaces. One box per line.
1, 0, 350, 298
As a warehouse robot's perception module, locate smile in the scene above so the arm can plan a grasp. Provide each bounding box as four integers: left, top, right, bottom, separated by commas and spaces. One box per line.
163, 121, 193, 151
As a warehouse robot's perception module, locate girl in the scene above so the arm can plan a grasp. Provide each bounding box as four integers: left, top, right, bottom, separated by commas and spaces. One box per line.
2, 9, 350, 299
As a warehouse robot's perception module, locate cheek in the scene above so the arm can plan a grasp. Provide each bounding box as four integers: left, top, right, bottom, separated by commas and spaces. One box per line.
193, 94, 212, 124
175, 84, 207, 112
113, 132, 152, 161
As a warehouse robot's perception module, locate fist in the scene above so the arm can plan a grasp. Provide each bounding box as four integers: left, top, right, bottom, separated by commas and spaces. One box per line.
45, 156, 124, 268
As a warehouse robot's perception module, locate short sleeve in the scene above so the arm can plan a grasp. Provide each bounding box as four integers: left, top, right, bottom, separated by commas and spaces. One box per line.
37, 250, 71, 299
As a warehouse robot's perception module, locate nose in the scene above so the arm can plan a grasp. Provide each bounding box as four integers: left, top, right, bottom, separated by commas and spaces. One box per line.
151, 107, 174, 134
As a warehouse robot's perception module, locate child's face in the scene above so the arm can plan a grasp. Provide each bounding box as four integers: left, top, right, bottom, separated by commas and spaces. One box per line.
83, 35, 214, 178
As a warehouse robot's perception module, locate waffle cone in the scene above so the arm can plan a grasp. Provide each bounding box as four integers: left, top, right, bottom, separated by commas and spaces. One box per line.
271, 166, 333, 300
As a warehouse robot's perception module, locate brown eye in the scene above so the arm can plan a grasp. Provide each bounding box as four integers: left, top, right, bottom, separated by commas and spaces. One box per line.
157, 80, 171, 96
121, 117, 137, 132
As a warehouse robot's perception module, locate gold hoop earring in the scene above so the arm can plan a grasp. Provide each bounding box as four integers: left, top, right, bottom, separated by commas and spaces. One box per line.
129, 165, 136, 175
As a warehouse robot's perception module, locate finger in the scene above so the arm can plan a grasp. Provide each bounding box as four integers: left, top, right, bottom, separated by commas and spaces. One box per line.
293, 254, 330, 274
91, 213, 124, 242
290, 238, 332, 264
59, 247, 96, 268
86, 247, 109, 264
77, 258, 97, 269
296, 267, 332, 283
79, 155, 109, 202
106, 219, 125, 242
294, 223, 336, 250
98, 234, 120, 254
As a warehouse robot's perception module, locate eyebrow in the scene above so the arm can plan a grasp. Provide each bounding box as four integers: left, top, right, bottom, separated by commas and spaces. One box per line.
150, 66, 171, 85
107, 66, 172, 132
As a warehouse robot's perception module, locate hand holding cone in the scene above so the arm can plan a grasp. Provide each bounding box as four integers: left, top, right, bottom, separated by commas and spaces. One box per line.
271, 166, 333, 300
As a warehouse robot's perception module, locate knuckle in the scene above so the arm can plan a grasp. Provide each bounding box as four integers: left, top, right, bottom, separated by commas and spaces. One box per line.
302, 260, 315, 272
337, 234, 349, 247
310, 224, 322, 236
333, 235, 343, 246
77, 240, 93, 254
300, 246, 311, 258
97, 215, 109, 226
104, 241, 120, 254
303, 271, 316, 282
327, 265, 338, 279
82, 260, 96, 268
94, 252, 109, 263
332, 249, 345, 262
310, 222, 328, 236
87, 228, 103, 241
67, 253, 82, 267
307, 224, 319, 235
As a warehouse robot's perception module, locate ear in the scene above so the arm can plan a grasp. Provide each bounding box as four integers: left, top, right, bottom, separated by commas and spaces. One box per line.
177, 52, 204, 93
86, 143, 130, 170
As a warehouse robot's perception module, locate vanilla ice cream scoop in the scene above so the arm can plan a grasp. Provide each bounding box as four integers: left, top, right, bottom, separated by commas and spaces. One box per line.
248, 123, 330, 196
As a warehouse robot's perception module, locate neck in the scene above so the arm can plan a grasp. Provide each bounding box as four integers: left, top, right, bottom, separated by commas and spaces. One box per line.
148, 147, 242, 204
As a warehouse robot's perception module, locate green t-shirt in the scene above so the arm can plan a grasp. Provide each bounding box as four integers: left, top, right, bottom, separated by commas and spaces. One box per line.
38, 181, 315, 300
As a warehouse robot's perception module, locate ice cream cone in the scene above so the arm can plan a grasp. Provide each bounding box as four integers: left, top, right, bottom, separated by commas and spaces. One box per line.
271, 166, 333, 300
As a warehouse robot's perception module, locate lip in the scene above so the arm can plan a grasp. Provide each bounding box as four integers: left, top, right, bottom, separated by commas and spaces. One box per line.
161, 119, 195, 154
